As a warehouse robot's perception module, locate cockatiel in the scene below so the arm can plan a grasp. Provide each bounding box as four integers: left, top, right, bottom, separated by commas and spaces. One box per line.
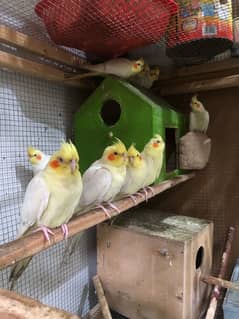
63, 139, 128, 258
116, 144, 147, 203
142, 134, 165, 191
27, 146, 50, 175
76, 138, 128, 214
66, 58, 144, 80
9, 141, 82, 289
189, 95, 209, 133
129, 64, 160, 89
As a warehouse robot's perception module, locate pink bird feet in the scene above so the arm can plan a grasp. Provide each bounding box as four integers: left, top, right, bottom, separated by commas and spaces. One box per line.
33, 225, 54, 242
61, 224, 69, 240
96, 202, 121, 219
140, 186, 154, 202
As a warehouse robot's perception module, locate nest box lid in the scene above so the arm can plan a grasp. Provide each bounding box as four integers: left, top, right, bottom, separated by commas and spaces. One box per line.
113, 208, 211, 242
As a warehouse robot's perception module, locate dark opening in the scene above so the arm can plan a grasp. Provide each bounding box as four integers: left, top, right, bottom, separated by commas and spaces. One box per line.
100, 100, 121, 126
195, 246, 204, 269
165, 128, 178, 172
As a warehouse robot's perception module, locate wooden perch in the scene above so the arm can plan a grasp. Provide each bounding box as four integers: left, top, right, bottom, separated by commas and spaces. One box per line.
93, 276, 112, 319
0, 174, 194, 270
0, 288, 80, 319
202, 275, 239, 291
205, 226, 235, 319
0, 50, 94, 89
0, 25, 85, 68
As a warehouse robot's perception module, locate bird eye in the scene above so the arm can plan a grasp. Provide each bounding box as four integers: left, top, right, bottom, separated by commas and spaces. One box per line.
33, 153, 37, 157
114, 152, 118, 155
58, 157, 64, 163
157, 140, 160, 143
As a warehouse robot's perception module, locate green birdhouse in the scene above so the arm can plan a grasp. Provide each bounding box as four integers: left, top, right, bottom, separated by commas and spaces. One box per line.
74, 77, 187, 183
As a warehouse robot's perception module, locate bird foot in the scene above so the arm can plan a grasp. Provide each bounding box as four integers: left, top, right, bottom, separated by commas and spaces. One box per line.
145, 186, 155, 195
128, 194, 137, 206
106, 202, 121, 214
61, 224, 69, 240
96, 204, 111, 218
33, 225, 54, 242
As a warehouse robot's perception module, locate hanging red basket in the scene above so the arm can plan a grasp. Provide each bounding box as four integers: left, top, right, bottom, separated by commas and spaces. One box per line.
35, 0, 178, 58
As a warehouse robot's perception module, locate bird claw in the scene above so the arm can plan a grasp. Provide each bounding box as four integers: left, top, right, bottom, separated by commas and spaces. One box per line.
106, 202, 121, 214
33, 225, 54, 242
96, 204, 111, 218
128, 194, 137, 206
61, 224, 69, 240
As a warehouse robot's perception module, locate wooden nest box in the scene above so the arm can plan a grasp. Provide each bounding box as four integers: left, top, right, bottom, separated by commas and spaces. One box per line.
97, 209, 213, 319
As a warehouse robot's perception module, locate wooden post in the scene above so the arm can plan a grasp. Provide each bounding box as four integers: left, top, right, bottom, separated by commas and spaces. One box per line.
93, 276, 112, 319
205, 226, 235, 319
0, 288, 80, 319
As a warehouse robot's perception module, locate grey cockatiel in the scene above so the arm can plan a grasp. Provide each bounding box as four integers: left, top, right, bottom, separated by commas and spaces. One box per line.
66, 58, 144, 80
189, 95, 209, 133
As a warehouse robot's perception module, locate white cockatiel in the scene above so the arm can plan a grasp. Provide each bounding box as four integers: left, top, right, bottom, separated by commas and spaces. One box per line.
142, 134, 165, 189
27, 146, 50, 175
76, 138, 128, 214
189, 95, 209, 133
9, 141, 82, 289
68, 58, 144, 80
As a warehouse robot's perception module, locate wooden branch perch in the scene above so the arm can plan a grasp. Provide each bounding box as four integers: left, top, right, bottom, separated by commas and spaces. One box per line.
0, 174, 194, 270
0, 25, 85, 68
202, 275, 239, 291
0, 288, 80, 319
205, 226, 235, 319
93, 276, 112, 319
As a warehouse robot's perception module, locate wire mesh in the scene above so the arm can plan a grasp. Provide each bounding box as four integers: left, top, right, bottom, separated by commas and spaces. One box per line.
0, 68, 95, 315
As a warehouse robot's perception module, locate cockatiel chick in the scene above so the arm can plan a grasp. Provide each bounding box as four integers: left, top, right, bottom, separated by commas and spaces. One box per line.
27, 146, 50, 175
9, 141, 82, 289
129, 64, 160, 89
189, 95, 209, 133
116, 144, 147, 203
142, 134, 165, 191
67, 58, 144, 80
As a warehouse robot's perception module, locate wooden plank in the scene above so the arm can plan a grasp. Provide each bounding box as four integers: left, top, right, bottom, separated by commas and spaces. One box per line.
0, 50, 94, 88
0, 174, 194, 270
0, 25, 85, 68
159, 75, 239, 96
158, 58, 239, 81
0, 288, 80, 319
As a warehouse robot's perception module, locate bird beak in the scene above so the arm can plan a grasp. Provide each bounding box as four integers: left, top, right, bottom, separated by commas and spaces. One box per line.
123, 153, 128, 161
128, 156, 134, 164
71, 159, 76, 173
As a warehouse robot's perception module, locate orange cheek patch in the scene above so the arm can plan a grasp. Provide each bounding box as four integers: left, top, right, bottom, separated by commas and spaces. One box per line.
153, 142, 159, 148
50, 159, 60, 169
36, 154, 42, 160
108, 153, 115, 161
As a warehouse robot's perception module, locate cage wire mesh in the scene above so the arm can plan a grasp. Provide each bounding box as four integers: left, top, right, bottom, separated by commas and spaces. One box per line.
0, 67, 95, 315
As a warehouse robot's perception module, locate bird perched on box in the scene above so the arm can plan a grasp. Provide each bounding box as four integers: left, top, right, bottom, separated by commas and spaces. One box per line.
129, 64, 160, 89
27, 146, 50, 175
189, 95, 209, 133
65, 58, 144, 80
116, 144, 147, 204
9, 141, 82, 289
141, 134, 165, 198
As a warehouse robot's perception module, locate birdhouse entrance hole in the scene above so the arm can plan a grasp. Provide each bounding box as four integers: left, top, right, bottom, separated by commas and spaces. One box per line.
195, 246, 204, 269
100, 99, 121, 126
165, 128, 178, 172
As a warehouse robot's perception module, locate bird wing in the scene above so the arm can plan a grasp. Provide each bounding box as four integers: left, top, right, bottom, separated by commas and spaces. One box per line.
204, 111, 210, 132
189, 112, 196, 131
80, 165, 112, 207
18, 173, 50, 236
